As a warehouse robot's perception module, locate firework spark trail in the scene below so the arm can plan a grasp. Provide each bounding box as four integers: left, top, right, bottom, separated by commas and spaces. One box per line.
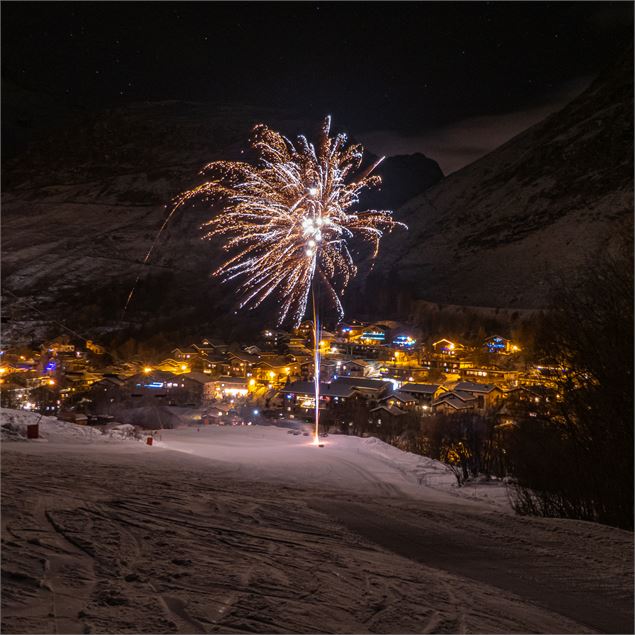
121, 204, 183, 317
173, 115, 406, 326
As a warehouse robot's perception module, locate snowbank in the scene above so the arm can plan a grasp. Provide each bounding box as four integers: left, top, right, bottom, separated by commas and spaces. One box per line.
105, 423, 138, 441
360, 435, 511, 508
361, 436, 457, 486
0, 409, 137, 443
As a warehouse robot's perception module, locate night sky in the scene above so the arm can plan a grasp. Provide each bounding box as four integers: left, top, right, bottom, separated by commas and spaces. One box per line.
2, 1, 633, 172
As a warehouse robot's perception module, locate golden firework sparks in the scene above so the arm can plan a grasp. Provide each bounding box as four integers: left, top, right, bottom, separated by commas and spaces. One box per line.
174, 116, 406, 325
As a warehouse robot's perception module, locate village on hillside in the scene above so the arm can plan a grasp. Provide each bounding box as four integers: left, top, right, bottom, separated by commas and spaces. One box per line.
0, 319, 560, 439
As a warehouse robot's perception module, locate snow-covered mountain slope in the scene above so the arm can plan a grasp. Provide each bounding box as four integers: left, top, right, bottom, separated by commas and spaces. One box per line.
1, 102, 268, 342
2, 49, 631, 343
367, 48, 633, 310
1, 103, 442, 344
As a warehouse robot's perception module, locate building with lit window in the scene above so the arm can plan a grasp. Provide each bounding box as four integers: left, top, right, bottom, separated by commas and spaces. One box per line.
483, 335, 521, 354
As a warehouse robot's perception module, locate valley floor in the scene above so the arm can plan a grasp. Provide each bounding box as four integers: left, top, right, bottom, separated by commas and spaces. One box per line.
1, 425, 633, 634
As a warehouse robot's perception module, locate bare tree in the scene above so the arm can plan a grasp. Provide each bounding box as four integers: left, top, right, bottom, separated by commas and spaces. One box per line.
421, 412, 506, 486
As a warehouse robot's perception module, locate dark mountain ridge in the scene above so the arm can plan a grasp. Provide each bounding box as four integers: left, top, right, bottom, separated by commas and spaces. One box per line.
349, 47, 633, 315
2, 49, 631, 345
1, 101, 442, 345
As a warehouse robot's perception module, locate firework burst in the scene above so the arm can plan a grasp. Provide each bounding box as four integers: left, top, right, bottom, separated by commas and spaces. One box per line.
173, 116, 406, 326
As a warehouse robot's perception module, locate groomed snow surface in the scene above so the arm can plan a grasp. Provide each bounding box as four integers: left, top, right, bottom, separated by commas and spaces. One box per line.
154, 424, 505, 506
2, 408, 633, 634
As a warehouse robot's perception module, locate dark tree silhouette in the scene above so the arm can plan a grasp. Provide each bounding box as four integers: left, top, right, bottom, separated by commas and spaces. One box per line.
505, 249, 634, 530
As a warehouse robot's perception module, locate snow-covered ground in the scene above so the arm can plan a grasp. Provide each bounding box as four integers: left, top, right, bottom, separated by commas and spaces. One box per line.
2, 409, 633, 634
1, 408, 509, 508
154, 425, 510, 509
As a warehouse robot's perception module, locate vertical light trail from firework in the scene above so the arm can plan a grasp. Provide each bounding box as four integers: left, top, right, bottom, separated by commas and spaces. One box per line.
173, 116, 405, 443
311, 278, 321, 443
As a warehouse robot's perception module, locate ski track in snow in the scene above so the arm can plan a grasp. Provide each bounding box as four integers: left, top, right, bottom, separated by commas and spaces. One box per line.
1, 418, 633, 634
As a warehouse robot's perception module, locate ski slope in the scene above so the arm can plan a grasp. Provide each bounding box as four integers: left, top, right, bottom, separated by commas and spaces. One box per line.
2, 410, 632, 634
155, 425, 465, 501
